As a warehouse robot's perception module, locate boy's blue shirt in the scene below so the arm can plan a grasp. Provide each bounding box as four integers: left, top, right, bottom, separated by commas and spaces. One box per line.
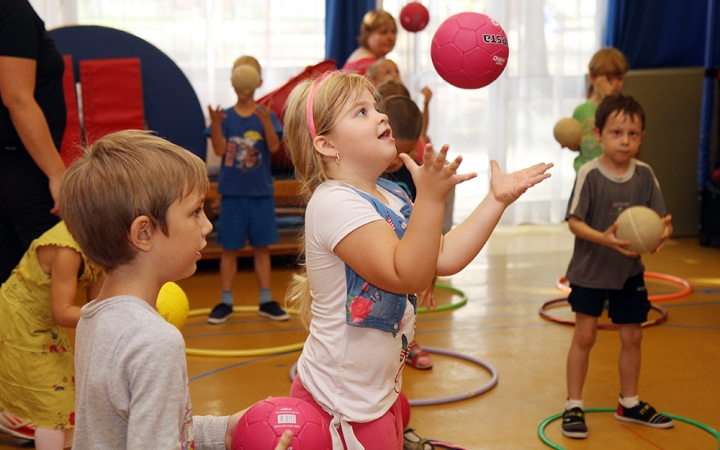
206, 107, 283, 197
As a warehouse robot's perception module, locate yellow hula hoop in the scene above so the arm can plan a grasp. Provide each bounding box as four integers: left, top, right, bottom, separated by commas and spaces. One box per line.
184, 306, 304, 357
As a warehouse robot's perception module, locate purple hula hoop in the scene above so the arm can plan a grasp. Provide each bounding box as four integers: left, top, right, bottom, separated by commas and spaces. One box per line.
288, 346, 498, 407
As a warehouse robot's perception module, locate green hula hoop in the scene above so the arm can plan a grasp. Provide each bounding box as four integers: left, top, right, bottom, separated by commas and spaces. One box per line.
538, 407, 720, 449
416, 283, 468, 313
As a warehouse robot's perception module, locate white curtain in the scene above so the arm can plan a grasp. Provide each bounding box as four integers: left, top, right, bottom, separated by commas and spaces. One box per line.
383, 0, 605, 225
31, 0, 604, 226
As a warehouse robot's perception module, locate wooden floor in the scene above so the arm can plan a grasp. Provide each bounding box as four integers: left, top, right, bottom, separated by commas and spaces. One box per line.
2, 224, 720, 449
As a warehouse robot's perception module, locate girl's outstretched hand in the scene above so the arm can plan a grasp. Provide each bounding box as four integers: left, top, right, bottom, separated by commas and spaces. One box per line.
400, 143, 477, 201
489, 160, 553, 206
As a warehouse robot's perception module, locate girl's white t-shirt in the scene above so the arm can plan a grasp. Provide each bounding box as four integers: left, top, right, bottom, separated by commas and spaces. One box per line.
297, 181, 416, 448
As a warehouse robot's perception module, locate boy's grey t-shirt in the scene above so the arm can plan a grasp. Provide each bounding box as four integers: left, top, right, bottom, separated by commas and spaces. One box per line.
73, 295, 227, 450
565, 158, 666, 290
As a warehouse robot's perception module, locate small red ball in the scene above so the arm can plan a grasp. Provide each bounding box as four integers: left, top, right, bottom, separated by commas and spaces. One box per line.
711, 168, 720, 184
400, 2, 430, 32
431, 12, 509, 89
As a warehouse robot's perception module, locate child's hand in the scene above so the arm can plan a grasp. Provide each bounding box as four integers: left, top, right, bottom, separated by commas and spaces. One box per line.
418, 278, 437, 311
401, 144, 476, 201
207, 105, 226, 125
489, 160, 553, 206
254, 100, 274, 123
603, 222, 639, 258
421, 86, 433, 105
652, 214, 673, 253
593, 75, 622, 101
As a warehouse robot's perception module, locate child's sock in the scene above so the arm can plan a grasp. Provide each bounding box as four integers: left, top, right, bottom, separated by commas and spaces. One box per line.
565, 399, 584, 410
619, 395, 639, 409
221, 290, 233, 306
259, 288, 272, 305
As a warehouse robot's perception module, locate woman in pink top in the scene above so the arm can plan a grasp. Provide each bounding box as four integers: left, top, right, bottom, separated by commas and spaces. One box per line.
342, 9, 397, 76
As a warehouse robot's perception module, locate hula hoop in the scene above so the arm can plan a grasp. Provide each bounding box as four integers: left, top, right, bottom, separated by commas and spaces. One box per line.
417, 283, 468, 313
556, 271, 692, 302
538, 407, 720, 450
184, 306, 305, 357
539, 298, 668, 329
289, 346, 498, 407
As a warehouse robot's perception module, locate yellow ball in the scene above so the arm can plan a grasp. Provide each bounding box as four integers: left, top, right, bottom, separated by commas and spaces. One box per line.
156, 282, 189, 330
553, 118, 582, 149
616, 206, 664, 254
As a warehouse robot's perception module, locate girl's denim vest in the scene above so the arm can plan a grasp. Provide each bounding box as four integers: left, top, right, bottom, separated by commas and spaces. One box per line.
344, 178, 417, 333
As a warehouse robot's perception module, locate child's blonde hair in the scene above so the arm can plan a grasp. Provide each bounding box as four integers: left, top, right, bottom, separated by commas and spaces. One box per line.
588, 47, 629, 78
61, 130, 208, 272
367, 58, 398, 84
283, 71, 375, 327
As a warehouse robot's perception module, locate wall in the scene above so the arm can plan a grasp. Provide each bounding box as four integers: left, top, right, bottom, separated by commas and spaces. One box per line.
623, 67, 708, 236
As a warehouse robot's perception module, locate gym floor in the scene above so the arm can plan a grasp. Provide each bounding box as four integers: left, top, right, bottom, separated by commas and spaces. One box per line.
1, 223, 719, 449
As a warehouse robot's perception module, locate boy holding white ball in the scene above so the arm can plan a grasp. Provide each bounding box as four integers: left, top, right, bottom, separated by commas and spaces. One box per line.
561, 93, 674, 439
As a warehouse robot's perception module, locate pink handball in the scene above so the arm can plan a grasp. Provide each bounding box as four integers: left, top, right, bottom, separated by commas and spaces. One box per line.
431, 12, 509, 89
231, 397, 331, 450
400, 2, 430, 32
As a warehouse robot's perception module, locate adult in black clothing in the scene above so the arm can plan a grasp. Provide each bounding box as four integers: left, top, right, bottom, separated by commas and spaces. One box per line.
0, 0, 66, 282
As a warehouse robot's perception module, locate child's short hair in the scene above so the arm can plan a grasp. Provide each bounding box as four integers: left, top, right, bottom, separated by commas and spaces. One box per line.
367, 58, 398, 84
284, 71, 375, 200
588, 47, 629, 78
232, 55, 262, 77
358, 9, 396, 49
376, 79, 410, 98
381, 95, 421, 141
60, 130, 209, 272
595, 92, 645, 133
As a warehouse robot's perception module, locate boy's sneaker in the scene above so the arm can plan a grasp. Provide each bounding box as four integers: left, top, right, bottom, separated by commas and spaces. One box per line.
207, 303, 233, 324
0, 411, 35, 440
615, 401, 674, 428
258, 301, 290, 321
561, 407, 588, 439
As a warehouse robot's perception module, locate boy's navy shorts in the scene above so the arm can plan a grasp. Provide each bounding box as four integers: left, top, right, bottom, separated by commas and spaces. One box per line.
567, 272, 650, 324
218, 196, 279, 250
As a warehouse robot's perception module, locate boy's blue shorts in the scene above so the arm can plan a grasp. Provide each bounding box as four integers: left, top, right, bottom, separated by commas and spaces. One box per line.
567, 272, 650, 324
218, 196, 279, 250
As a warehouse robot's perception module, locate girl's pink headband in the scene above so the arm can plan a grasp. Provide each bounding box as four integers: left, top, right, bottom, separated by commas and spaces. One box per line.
306, 71, 338, 139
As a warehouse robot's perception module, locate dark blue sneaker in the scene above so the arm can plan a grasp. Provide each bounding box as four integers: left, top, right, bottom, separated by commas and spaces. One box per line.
562, 407, 588, 439
207, 303, 233, 324
258, 301, 290, 321
615, 401, 674, 428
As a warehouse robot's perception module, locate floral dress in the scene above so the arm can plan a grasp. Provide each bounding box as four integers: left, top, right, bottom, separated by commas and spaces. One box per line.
0, 222, 101, 429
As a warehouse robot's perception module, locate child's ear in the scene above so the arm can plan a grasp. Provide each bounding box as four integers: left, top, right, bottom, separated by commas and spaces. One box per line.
129, 215, 154, 252
592, 125, 601, 143
312, 135, 336, 158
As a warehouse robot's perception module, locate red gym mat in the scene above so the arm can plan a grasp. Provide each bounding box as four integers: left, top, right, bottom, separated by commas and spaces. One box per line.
79, 57, 145, 145
258, 59, 336, 171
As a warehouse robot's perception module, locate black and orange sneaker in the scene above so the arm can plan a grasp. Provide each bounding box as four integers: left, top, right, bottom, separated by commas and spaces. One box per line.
615, 401, 674, 428
561, 407, 588, 439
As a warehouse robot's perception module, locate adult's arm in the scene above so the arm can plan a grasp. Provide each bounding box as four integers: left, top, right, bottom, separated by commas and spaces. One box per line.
0, 56, 65, 214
